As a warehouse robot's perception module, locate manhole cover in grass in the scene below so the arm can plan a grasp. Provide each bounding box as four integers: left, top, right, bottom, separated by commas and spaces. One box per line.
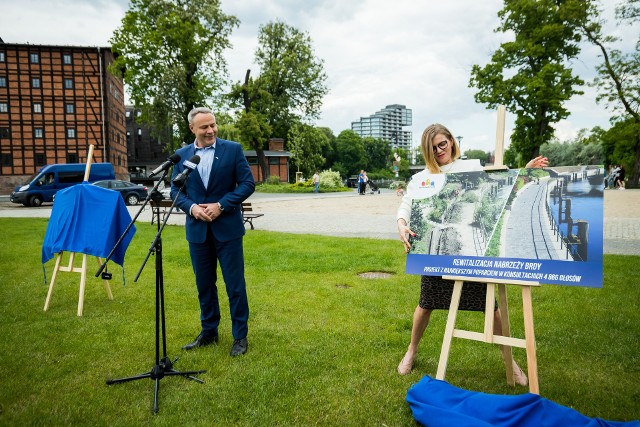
336, 284, 352, 289
358, 272, 394, 279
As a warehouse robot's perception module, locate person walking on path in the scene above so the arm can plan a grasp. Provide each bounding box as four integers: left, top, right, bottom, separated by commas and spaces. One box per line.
171, 107, 255, 357
312, 171, 320, 193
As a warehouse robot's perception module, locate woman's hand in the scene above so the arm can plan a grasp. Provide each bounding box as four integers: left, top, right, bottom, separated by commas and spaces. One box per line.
398, 220, 415, 254
525, 156, 549, 168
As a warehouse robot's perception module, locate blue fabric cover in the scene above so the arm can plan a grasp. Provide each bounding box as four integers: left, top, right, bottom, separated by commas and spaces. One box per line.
42, 183, 135, 266
407, 375, 639, 427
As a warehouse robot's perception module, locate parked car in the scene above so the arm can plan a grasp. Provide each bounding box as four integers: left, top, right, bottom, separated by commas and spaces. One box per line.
92, 180, 148, 205
10, 163, 115, 207
345, 175, 359, 188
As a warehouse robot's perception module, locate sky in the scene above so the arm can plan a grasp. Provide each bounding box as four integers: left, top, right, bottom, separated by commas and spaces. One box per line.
0, 0, 636, 154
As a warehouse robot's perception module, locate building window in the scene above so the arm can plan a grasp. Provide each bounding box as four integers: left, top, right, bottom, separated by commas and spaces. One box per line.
0, 77, 6, 87
63, 54, 72, 65
67, 153, 78, 163
65, 103, 74, 114
30, 53, 40, 63
31, 78, 41, 88
35, 153, 46, 166
35, 128, 43, 138
125, 110, 131, 118
1, 153, 12, 167
67, 128, 76, 139
0, 103, 7, 113
0, 52, 5, 62
0, 128, 9, 138
33, 103, 42, 113
64, 78, 73, 89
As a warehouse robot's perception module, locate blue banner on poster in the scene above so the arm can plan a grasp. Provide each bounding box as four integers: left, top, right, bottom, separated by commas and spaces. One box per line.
406, 166, 604, 288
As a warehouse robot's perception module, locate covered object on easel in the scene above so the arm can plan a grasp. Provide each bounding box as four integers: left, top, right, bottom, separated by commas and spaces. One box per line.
42, 159, 135, 316
407, 375, 639, 427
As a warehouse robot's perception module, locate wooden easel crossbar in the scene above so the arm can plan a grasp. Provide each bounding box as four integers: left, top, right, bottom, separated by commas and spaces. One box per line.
43, 251, 113, 316
435, 274, 540, 393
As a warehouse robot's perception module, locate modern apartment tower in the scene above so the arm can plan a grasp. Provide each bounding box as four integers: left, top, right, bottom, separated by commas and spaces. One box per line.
0, 42, 127, 193
351, 104, 412, 151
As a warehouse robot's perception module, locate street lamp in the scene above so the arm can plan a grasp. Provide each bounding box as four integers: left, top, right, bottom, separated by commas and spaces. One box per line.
456, 136, 465, 159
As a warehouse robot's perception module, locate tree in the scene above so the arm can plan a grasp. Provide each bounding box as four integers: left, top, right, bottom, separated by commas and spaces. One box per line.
110, 0, 239, 151
363, 137, 392, 172
287, 123, 329, 179
581, 0, 640, 186
469, 0, 593, 164
317, 127, 337, 169
230, 21, 328, 181
334, 130, 366, 177
464, 149, 490, 166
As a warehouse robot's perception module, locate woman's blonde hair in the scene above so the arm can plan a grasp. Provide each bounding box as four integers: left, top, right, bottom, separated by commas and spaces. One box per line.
420, 123, 460, 173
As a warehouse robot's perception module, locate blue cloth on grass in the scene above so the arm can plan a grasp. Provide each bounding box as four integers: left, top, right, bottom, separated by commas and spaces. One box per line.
407, 375, 639, 427
42, 183, 135, 267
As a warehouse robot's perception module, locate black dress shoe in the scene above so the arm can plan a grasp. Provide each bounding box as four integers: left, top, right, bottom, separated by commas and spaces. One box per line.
182, 333, 218, 351
230, 338, 248, 357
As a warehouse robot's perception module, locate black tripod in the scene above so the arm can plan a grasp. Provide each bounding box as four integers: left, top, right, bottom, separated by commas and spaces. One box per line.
97, 172, 205, 413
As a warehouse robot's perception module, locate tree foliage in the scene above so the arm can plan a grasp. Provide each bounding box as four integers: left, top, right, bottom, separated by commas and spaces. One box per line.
539, 127, 604, 166
333, 130, 366, 178
363, 137, 392, 172
229, 21, 328, 181
110, 0, 239, 151
581, 0, 640, 186
287, 123, 329, 179
469, 0, 592, 164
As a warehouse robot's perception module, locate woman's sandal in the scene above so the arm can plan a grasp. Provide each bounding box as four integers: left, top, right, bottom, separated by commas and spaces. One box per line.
397, 352, 415, 375
512, 360, 529, 386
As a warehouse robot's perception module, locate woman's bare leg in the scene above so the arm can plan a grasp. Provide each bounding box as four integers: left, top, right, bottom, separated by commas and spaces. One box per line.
494, 309, 528, 386
398, 306, 432, 375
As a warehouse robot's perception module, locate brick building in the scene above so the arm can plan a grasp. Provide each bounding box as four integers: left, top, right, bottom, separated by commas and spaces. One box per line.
0, 42, 127, 193
245, 138, 291, 182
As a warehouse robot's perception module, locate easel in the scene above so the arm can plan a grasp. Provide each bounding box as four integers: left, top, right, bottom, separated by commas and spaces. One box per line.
434, 106, 540, 394
43, 145, 113, 316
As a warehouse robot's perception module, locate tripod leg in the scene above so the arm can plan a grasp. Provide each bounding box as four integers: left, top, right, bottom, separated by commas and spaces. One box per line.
153, 378, 160, 413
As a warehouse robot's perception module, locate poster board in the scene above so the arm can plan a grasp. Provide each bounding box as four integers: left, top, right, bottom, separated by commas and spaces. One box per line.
405, 165, 604, 288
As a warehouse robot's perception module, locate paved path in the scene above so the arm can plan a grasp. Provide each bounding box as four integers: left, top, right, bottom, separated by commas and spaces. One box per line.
0, 188, 638, 255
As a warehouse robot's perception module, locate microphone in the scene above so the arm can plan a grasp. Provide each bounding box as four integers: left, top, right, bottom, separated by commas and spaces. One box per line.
149, 153, 181, 178
172, 155, 201, 186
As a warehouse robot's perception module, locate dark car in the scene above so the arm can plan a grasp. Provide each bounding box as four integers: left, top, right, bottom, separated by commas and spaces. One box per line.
345, 176, 359, 188
92, 180, 148, 205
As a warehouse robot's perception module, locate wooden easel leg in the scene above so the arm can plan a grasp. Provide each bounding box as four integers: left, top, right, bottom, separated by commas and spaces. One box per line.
96, 257, 113, 300
522, 286, 539, 394
498, 283, 515, 386
436, 280, 463, 380
77, 254, 88, 316
44, 252, 64, 311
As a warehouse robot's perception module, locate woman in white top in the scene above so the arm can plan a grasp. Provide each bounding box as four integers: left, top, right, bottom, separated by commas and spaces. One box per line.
396, 123, 548, 384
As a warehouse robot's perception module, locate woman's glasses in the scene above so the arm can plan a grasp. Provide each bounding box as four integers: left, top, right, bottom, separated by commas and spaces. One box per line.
432, 140, 449, 153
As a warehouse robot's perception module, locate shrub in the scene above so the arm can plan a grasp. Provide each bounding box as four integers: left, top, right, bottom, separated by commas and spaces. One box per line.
319, 169, 343, 189
267, 175, 281, 185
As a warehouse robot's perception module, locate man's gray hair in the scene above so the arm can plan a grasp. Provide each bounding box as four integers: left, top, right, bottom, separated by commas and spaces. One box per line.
188, 107, 214, 124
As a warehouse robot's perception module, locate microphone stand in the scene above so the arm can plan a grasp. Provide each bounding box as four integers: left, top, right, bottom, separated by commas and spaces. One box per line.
101, 169, 206, 414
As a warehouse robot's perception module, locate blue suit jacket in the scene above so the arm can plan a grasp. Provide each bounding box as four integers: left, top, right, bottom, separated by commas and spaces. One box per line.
170, 138, 255, 244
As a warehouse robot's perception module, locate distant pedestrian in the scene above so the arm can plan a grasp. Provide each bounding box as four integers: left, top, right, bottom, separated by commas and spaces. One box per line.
615, 165, 626, 190
312, 171, 320, 193
358, 170, 366, 195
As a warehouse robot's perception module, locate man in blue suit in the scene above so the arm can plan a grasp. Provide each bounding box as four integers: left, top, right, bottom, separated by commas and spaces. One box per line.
171, 107, 255, 357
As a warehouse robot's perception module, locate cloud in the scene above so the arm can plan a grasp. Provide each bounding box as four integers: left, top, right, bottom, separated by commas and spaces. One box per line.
1, 0, 633, 154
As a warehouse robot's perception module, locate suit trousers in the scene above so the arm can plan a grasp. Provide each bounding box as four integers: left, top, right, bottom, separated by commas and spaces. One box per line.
188, 226, 249, 340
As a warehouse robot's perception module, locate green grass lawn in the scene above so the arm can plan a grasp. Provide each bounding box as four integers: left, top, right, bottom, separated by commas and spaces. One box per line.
0, 218, 638, 425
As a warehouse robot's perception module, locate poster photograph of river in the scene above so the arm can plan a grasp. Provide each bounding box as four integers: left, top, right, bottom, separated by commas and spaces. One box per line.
405, 166, 605, 287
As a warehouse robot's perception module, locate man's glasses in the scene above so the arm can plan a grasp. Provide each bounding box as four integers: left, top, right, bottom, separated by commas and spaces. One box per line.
432, 140, 449, 153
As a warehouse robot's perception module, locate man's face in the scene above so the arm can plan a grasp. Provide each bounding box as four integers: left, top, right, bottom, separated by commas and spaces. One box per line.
190, 112, 218, 147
